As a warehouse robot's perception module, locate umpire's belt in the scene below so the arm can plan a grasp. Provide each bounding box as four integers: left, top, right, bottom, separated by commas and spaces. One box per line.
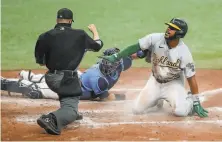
50, 70, 77, 77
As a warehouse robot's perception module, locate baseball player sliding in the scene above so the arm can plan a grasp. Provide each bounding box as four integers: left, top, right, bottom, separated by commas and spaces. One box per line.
1, 48, 132, 101
100, 18, 209, 118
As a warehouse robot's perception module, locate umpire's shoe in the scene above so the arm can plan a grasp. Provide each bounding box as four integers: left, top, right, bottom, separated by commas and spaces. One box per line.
76, 113, 83, 120
37, 113, 61, 135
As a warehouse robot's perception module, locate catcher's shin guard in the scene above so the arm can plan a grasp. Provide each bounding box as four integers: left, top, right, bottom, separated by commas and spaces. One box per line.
1, 78, 23, 95
1, 78, 43, 99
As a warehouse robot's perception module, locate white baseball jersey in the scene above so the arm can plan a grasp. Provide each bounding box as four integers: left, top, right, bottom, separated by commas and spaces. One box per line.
139, 33, 195, 82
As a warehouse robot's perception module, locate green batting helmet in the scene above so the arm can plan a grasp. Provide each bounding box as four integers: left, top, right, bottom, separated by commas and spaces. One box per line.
165, 18, 188, 38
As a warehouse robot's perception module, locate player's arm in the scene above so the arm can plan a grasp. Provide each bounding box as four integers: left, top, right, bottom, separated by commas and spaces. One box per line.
131, 53, 139, 59
102, 43, 141, 62
99, 34, 155, 62
184, 53, 208, 117
187, 75, 199, 94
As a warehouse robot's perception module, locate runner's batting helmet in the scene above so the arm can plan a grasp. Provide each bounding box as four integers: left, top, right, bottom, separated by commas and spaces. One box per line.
165, 18, 188, 38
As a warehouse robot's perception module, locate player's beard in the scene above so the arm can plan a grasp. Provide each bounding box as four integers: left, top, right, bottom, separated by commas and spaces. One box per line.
165, 31, 178, 41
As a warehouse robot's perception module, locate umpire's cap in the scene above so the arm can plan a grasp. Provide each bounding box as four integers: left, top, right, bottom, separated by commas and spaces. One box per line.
57, 8, 74, 22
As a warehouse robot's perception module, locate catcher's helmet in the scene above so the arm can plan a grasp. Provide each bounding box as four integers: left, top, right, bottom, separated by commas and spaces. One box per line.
165, 18, 188, 38
103, 47, 120, 56
99, 47, 121, 75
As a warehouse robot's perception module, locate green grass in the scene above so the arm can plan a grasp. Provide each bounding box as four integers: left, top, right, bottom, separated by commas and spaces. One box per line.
2, 0, 222, 70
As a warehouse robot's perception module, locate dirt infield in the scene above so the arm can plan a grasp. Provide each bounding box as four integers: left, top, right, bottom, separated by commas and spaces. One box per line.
1, 68, 222, 141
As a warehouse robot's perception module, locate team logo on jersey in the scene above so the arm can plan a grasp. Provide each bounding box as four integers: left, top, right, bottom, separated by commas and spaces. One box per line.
186, 63, 195, 72
153, 53, 181, 69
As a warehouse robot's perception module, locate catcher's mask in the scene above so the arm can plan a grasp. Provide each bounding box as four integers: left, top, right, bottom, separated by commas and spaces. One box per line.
99, 47, 121, 75
165, 18, 188, 39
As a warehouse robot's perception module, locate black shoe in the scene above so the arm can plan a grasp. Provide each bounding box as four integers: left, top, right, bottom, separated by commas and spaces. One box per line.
37, 114, 61, 135
76, 113, 83, 120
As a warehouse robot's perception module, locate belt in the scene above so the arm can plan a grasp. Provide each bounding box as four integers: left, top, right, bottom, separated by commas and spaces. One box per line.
155, 77, 170, 84
152, 70, 171, 84
50, 70, 77, 76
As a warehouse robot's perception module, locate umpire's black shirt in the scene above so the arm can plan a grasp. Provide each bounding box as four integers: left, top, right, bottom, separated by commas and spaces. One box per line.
35, 23, 103, 71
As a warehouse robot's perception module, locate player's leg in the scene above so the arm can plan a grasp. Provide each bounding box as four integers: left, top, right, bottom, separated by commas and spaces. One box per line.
19, 70, 34, 80
132, 75, 161, 114
37, 82, 58, 99
1, 77, 20, 93
1, 77, 43, 99
162, 80, 193, 117
19, 70, 45, 83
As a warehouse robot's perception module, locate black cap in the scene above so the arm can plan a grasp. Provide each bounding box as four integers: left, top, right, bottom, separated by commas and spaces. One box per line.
57, 8, 74, 22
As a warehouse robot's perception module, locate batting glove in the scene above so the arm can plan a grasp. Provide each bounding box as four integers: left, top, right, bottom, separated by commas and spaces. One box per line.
192, 95, 209, 118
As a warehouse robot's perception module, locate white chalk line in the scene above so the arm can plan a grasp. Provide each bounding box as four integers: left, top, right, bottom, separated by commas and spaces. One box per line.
0, 97, 130, 105
111, 88, 222, 96
79, 107, 222, 113
16, 107, 222, 128
1, 87, 222, 106
16, 115, 222, 129
198, 88, 222, 97
80, 119, 222, 127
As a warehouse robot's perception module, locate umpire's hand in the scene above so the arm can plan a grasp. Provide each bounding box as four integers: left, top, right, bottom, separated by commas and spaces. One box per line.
88, 24, 97, 33
88, 24, 99, 40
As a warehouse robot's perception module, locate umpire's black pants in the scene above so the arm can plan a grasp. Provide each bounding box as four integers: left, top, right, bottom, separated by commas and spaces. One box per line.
45, 70, 82, 131
51, 96, 79, 131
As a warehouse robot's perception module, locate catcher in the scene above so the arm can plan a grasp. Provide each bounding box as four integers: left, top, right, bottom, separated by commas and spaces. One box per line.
1, 48, 132, 101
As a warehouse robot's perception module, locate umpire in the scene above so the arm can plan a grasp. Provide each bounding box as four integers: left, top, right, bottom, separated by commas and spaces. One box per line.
34, 8, 103, 135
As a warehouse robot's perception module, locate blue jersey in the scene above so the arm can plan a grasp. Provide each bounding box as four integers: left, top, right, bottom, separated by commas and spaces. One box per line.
80, 57, 132, 100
